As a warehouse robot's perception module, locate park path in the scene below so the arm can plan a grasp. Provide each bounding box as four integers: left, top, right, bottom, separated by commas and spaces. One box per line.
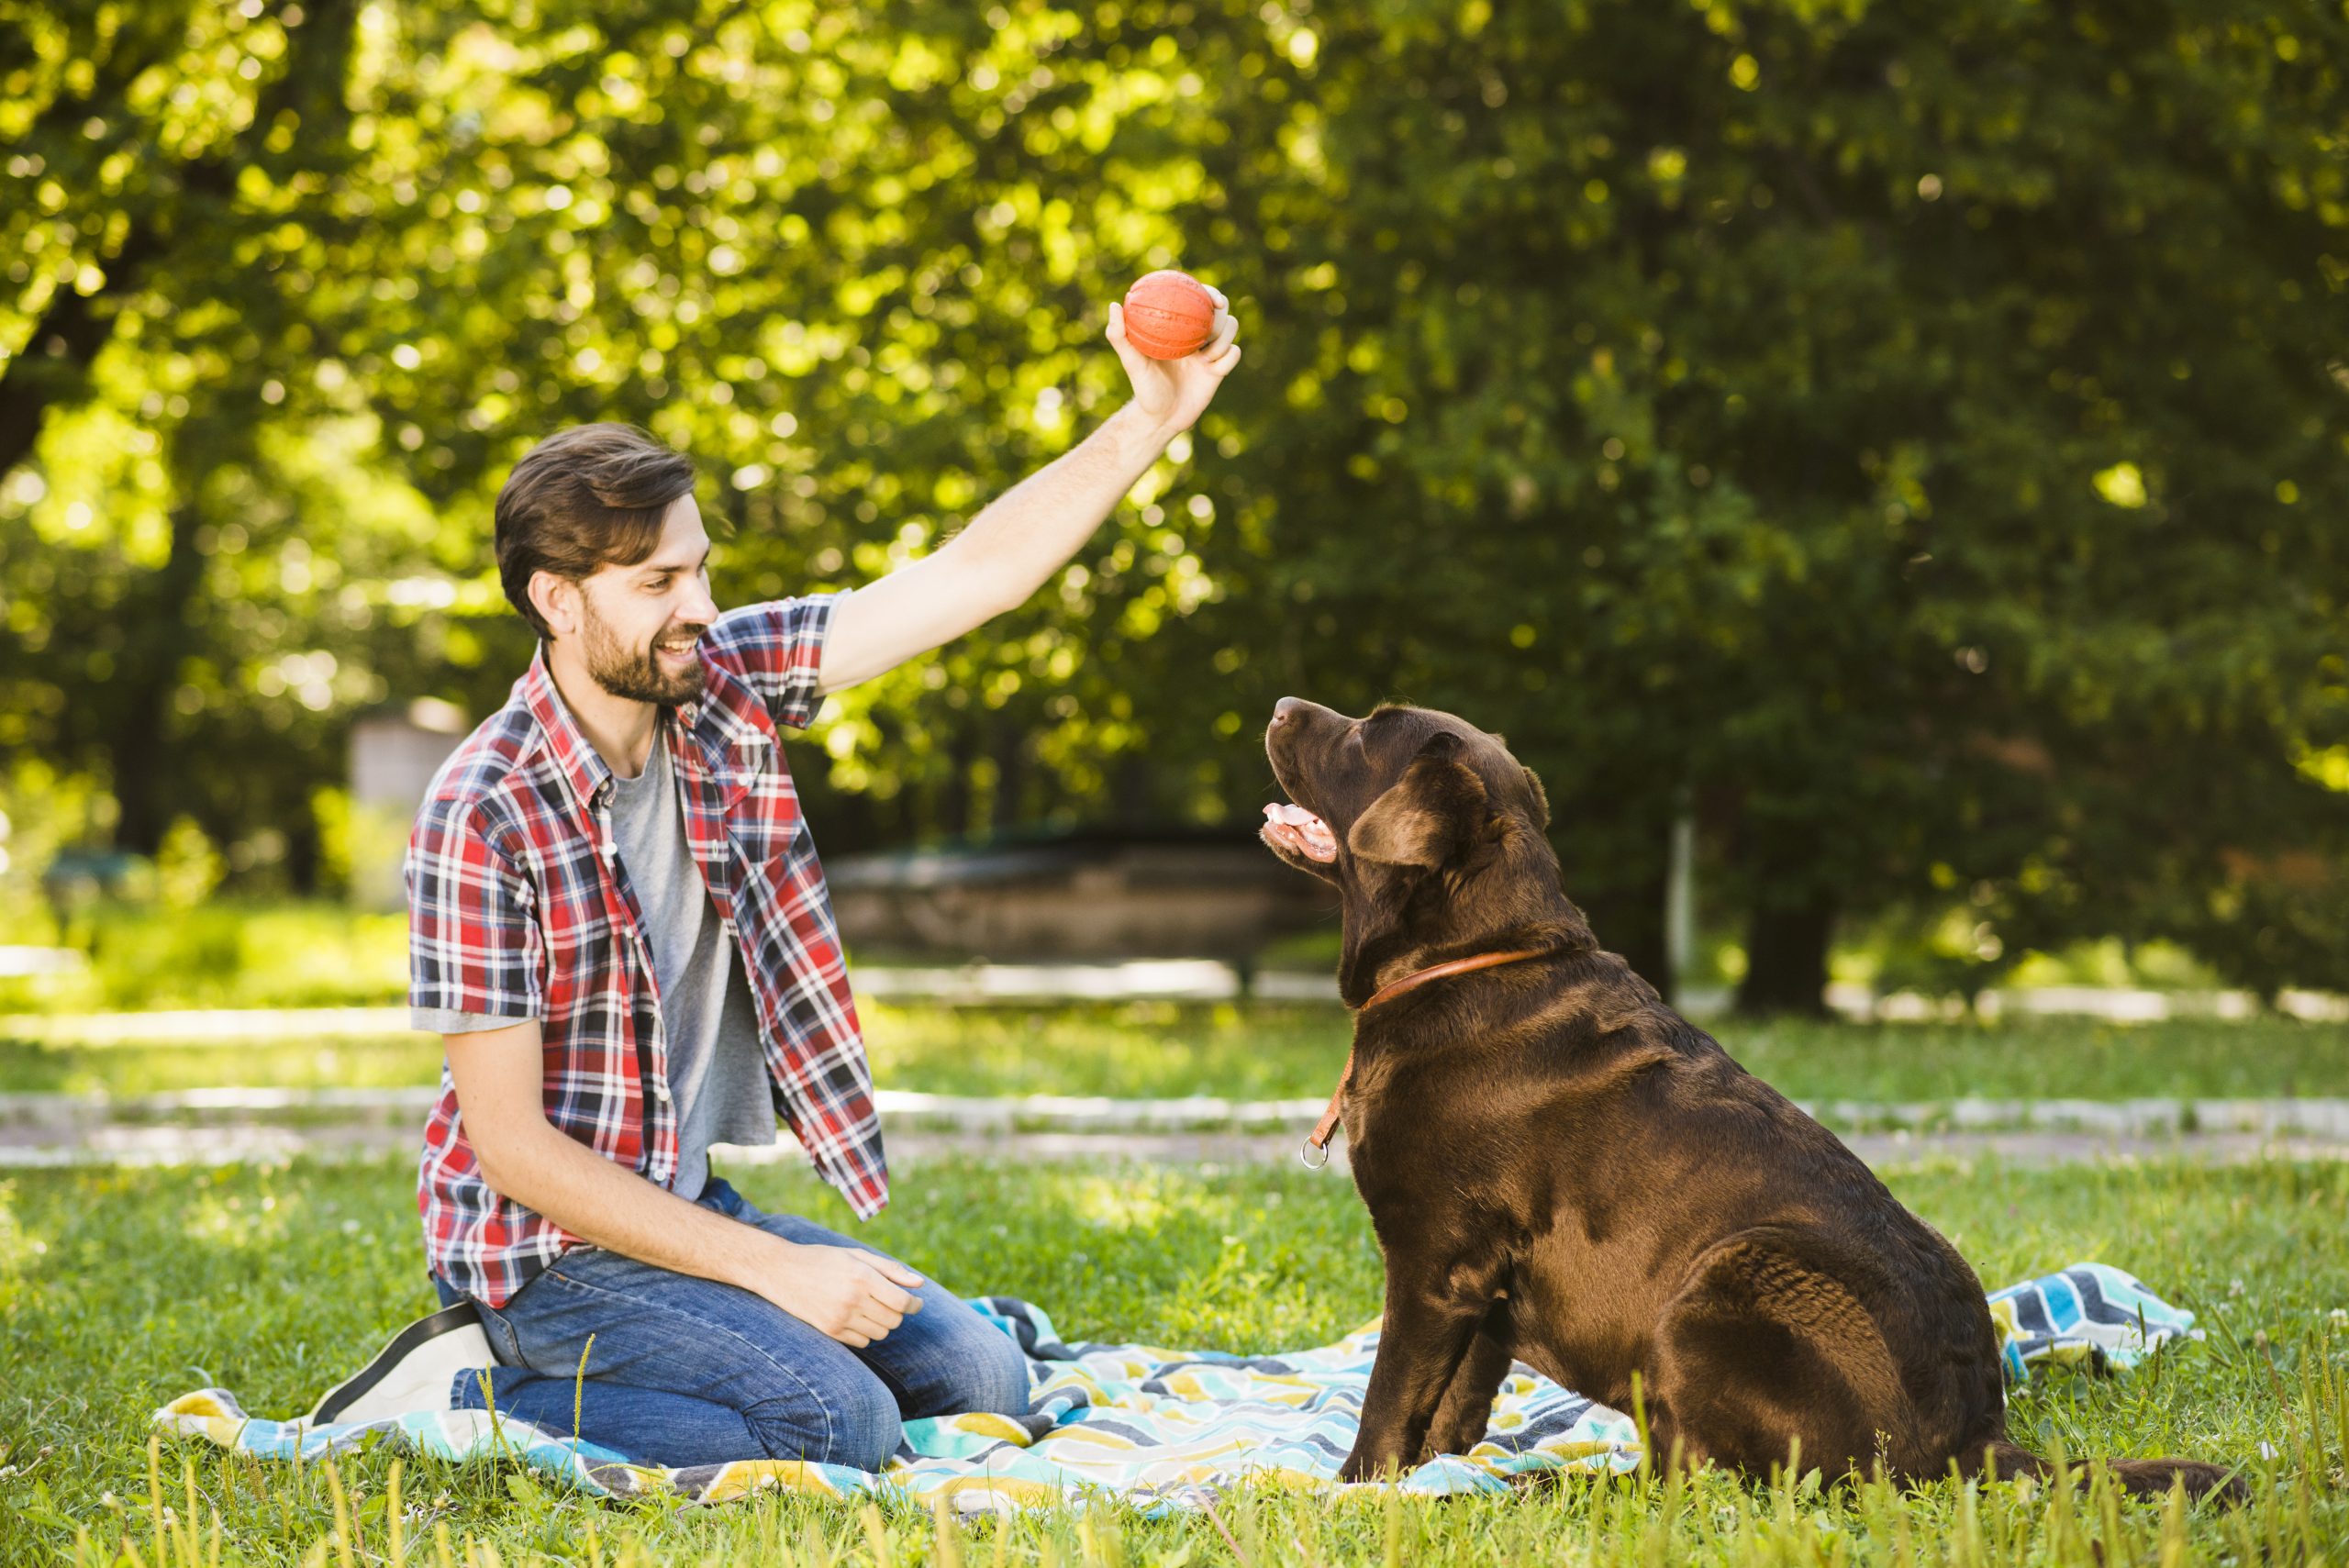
6, 978, 2345, 1169
4, 962, 2345, 1035
3, 1086, 2345, 1170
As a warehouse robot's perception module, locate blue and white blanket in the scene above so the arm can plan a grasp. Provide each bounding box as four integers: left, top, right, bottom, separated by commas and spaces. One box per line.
155, 1262, 2199, 1513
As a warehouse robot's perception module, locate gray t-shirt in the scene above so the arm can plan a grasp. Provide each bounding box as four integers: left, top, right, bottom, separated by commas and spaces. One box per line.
414, 714, 775, 1200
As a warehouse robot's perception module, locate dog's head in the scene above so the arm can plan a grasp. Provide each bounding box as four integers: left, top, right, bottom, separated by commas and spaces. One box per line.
1261, 698, 1572, 987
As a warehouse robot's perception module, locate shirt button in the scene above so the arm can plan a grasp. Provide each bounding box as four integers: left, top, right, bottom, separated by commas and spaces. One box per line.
652, 1081, 671, 1102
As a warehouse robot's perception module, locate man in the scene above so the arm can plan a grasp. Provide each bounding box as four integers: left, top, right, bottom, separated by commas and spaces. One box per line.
308, 295, 1241, 1468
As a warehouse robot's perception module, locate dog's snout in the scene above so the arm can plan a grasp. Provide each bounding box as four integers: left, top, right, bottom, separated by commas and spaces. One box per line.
1271, 696, 1305, 728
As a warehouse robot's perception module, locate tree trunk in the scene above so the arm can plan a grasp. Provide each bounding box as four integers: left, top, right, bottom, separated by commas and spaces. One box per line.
1558, 796, 1676, 997
989, 721, 1029, 835
1579, 858, 1672, 998
1110, 752, 1154, 825
1735, 889, 1836, 1017
102, 489, 209, 857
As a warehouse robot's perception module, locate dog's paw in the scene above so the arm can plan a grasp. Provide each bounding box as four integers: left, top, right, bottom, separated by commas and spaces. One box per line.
1424, 1419, 1487, 1460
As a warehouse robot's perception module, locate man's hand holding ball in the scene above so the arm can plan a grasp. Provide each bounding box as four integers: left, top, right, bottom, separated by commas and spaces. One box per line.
1108, 269, 1241, 435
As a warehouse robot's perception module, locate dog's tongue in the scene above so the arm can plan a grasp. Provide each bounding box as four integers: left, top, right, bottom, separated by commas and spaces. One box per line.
1262, 801, 1339, 862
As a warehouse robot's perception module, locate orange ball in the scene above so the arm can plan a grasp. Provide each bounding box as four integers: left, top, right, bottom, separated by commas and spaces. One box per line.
1121, 270, 1218, 359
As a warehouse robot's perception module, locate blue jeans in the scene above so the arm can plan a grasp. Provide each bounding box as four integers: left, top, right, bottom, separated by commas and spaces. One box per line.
435, 1179, 1030, 1470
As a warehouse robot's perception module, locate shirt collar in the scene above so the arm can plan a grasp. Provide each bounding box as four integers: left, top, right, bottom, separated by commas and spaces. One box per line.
520, 645, 619, 811
520, 645, 763, 811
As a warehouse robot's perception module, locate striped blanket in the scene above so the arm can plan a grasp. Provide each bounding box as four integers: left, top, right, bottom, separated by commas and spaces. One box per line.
153, 1262, 2198, 1513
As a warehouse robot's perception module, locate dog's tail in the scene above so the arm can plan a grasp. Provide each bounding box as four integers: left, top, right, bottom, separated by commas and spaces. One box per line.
1983, 1440, 2245, 1504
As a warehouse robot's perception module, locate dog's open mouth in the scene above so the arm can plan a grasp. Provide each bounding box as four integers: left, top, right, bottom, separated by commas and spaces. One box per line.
1261, 801, 1338, 862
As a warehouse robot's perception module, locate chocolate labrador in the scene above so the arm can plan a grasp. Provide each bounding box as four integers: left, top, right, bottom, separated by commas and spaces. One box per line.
1260, 696, 2237, 1498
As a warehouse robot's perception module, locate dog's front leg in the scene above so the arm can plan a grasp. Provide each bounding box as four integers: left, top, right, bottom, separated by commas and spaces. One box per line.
1421, 1299, 1513, 1462
1340, 1278, 1486, 1482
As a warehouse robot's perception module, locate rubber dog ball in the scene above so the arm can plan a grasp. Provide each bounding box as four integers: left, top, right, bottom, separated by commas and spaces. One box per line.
1121, 270, 1218, 359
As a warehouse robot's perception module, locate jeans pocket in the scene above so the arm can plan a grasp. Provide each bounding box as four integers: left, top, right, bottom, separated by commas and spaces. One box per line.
473, 1284, 535, 1367
478, 1306, 527, 1367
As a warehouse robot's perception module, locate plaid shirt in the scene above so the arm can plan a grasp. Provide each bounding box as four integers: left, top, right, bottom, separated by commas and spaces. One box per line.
406, 594, 887, 1307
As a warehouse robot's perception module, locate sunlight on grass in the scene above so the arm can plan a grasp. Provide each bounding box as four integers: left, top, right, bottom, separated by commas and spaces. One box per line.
2, 1155, 2343, 1564
0, 1179, 39, 1298
2, 1007, 2336, 1106
1068, 1168, 1190, 1234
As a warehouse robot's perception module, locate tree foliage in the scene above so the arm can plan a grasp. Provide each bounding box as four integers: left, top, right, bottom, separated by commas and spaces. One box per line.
4, 0, 2344, 1003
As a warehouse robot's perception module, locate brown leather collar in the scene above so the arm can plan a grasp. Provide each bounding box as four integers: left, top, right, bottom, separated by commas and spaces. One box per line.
1302, 947, 1553, 1166
1357, 947, 1554, 1013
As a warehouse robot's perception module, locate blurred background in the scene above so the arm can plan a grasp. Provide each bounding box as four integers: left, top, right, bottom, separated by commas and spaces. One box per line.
5, 0, 2348, 1025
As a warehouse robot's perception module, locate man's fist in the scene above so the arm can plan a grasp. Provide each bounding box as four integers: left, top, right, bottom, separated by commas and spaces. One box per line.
752, 1239, 927, 1348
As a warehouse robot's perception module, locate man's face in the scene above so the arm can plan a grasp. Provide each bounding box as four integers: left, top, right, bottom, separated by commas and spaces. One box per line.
572, 495, 720, 706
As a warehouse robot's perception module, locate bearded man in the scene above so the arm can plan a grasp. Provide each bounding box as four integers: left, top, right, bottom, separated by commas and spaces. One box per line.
307, 296, 1239, 1467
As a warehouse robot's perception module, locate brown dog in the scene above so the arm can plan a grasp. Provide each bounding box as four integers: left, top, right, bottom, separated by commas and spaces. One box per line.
1261, 696, 2239, 1497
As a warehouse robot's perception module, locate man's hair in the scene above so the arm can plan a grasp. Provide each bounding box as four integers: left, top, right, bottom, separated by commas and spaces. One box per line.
494, 423, 698, 639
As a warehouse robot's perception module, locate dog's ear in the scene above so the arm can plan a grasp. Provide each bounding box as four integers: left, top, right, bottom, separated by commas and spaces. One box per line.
1348, 733, 1489, 868
1520, 766, 1551, 830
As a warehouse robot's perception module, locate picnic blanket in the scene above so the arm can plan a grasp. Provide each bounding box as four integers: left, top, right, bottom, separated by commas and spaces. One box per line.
154, 1262, 2199, 1514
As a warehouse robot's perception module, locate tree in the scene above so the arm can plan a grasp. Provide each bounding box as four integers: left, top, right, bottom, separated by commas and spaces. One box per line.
5, 0, 2343, 1008
1130, 0, 2349, 1006
3, 0, 377, 864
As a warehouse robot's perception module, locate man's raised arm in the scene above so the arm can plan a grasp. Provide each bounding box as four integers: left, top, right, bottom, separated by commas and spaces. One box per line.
815, 295, 1241, 696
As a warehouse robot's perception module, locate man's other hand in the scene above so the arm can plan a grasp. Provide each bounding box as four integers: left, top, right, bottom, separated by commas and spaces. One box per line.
752, 1239, 928, 1348
1108, 285, 1241, 434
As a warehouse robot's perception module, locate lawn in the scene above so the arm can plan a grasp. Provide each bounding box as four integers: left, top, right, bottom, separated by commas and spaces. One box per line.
4, 1006, 2343, 1105
2, 1151, 2343, 1565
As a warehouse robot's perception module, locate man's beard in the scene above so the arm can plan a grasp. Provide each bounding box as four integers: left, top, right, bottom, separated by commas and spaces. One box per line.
580, 598, 707, 706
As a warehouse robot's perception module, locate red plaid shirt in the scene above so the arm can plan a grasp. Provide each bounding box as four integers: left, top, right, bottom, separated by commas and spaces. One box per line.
406, 594, 886, 1307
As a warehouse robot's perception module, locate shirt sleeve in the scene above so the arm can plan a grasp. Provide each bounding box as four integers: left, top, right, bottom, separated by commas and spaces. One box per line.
706, 592, 839, 731
410, 1007, 526, 1035
405, 794, 544, 1021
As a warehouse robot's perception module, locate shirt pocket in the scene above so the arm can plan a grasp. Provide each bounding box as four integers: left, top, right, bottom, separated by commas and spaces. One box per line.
723, 735, 803, 867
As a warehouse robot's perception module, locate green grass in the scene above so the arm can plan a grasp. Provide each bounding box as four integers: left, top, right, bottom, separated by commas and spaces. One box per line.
0, 891, 2254, 1016
865, 1006, 2349, 1105
1, 1152, 2345, 1565
3, 1006, 2342, 1105
0, 901, 413, 1015
0, 1036, 447, 1096
1718, 1014, 2349, 1103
